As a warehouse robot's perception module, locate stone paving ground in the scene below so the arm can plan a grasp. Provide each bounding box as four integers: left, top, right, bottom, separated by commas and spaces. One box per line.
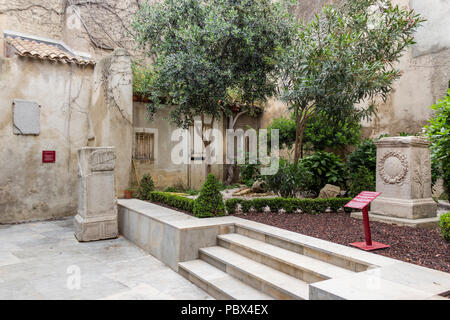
0, 217, 212, 300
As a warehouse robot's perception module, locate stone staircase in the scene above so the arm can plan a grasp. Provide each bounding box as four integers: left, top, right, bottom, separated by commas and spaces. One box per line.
178, 224, 358, 300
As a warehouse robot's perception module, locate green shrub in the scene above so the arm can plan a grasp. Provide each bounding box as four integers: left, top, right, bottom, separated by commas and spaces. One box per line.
267, 113, 361, 153
425, 90, 450, 199
303, 112, 361, 153
164, 186, 178, 193
137, 174, 155, 199
348, 167, 376, 197
238, 153, 262, 187
299, 152, 347, 195
347, 139, 377, 176
193, 174, 226, 218
346, 139, 377, 197
148, 191, 195, 213
439, 212, 450, 242
263, 158, 313, 197
225, 197, 352, 215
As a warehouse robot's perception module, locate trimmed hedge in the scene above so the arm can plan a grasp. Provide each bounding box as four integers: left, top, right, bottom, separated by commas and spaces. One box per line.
439, 211, 450, 242
148, 191, 195, 213
225, 197, 352, 215
146, 192, 352, 217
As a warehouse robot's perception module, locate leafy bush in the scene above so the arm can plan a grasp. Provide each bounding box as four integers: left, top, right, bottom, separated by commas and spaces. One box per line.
303, 113, 361, 153
267, 117, 296, 150
164, 186, 178, 193
299, 152, 347, 195
137, 174, 155, 200
132, 62, 156, 99
425, 90, 450, 199
267, 113, 361, 153
263, 158, 313, 197
348, 167, 376, 197
347, 139, 377, 176
148, 191, 194, 213
439, 212, 450, 242
238, 153, 262, 187
193, 174, 226, 218
163, 185, 199, 195
346, 139, 377, 196
225, 197, 352, 215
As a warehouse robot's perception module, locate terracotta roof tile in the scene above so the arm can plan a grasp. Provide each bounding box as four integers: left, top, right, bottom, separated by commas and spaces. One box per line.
5, 36, 95, 66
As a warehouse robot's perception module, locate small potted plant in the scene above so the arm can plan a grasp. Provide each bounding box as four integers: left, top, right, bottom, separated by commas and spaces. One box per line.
124, 188, 134, 199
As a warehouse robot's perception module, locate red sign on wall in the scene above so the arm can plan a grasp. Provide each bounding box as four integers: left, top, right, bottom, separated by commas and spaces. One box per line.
42, 150, 56, 163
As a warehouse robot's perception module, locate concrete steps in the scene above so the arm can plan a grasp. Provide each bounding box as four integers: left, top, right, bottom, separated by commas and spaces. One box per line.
199, 246, 310, 300
218, 233, 353, 283
178, 225, 359, 300
178, 259, 273, 300
234, 224, 370, 272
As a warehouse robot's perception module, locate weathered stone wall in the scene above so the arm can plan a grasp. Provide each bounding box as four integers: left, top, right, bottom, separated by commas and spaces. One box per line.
88, 48, 133, 197
362, 0, 450, 137
0, 0, 66, 40
0, 0, 147, 61
0, 55, 93, 223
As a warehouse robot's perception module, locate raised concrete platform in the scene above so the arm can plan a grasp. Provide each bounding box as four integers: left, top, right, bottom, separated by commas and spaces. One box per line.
351, 211, 440, 228
118, 199, 450, 300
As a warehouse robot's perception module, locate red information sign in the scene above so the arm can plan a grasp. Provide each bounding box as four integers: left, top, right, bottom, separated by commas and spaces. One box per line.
344, 191, 381, 209
42, 150, 56, 163
345, 191, 389, 251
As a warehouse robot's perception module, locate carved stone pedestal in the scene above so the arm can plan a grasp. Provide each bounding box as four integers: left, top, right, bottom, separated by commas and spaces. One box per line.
369, 137, 437, 223
74, 147, 118, 242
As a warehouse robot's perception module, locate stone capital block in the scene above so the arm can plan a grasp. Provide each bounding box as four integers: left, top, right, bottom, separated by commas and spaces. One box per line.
74, 147, 118, 241
371, 137, 437, 219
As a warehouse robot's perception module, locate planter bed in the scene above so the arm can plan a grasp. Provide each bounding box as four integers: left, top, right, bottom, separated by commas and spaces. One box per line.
236, 211, 449, 273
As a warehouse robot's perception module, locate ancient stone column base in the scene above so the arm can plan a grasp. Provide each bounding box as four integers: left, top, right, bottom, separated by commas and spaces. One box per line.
370, 197, 437, 220
74, 214, 118, 242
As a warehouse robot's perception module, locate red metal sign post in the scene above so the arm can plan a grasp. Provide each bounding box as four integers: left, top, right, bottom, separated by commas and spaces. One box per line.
345, 191, 390, 251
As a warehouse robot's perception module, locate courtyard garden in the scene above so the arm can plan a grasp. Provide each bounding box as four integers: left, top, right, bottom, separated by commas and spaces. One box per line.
126, 0, 450, 276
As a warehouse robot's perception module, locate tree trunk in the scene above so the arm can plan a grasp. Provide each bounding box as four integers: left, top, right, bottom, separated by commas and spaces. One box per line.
294, 116, 306, 165
226, 164, 235, 185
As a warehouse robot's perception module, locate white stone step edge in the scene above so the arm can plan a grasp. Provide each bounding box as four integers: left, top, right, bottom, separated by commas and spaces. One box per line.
234, 223, 373, 272
218, 233, 354, 282
199, 246, 309, 300
178, 259, 274, 300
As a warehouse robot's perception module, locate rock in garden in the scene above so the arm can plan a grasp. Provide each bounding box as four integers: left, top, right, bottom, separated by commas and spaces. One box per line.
263, 206, 271, 214
278, 208, 286, 215
249, 207, 257, 214
295, 208, 303, 214
251, 180, 266, 193
318, 184, 341, 198
235, 203, 243, 215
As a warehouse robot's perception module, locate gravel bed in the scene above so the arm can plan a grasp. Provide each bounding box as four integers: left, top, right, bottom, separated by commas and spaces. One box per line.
237, 211, 450, 273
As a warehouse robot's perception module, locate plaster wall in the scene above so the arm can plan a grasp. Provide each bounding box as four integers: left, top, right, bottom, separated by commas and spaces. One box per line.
132, 102, 189, 189
89, 49, 133, 197
0, 55, 93, 223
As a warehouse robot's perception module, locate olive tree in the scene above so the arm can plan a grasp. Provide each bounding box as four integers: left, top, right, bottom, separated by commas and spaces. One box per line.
132, 0, 292, 135
279, 0, 424, 164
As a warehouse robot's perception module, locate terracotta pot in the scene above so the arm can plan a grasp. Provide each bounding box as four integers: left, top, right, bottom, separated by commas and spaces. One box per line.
124, 189, 133, 199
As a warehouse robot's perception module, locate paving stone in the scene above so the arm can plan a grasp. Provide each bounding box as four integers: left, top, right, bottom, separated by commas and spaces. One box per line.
0, 219, 212, 300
